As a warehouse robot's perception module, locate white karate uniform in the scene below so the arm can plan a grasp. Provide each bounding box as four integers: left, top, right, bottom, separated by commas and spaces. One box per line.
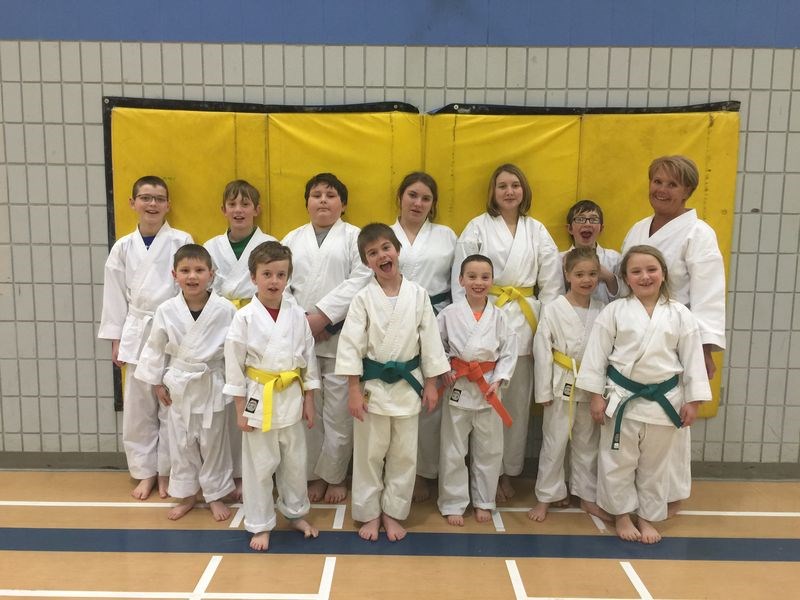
282, 219, 373, 485
622, 209, 726, 502
224, 298, 321, 534
134, 291, 236, 501
392, 219, 457, 479
560, 244, 622, 305
336, 278, 450, 522
436, 300, 517, 516
453, 213, 562, 476
575, 296, 712, 522
97, 222, 193, 479
532, 295, 603, 504
205, 227, 277, 480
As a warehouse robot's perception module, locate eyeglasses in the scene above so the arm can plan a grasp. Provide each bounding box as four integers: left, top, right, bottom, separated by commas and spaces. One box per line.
136, 194, 169, 204
572, 216, 601, 224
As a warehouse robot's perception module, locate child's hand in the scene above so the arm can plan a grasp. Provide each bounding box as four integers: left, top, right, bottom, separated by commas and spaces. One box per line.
680, 401, 700, 427
590, 393, 607, 424
486, 381, 500, 397
111, 339, 125, 367
303, 391, 315, 428
422, 379, 439, 413
155, 385, 171, 406
237, 414, 254, 432
540, 400, 553, 407
306, 312, 332, 338
441, 370, 457, 387
349, 388, 367, 421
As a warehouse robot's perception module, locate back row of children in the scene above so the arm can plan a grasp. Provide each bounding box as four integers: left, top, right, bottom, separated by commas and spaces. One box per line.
99, 161, 711, 547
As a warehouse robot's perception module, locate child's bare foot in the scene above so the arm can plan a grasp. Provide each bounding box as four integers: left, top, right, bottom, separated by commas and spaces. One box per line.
412, 475, 431, 502
131, 476, 157, 500
381, 513, 407, 541
158, 475, 169, 499
231, 478, 243, 502
250, 531, 270, 551
167, 496, 196, 520
496, 475, 515, 502
289, 518, 319, 539
527, 501, 549, 522
307, 479, 327, 503
446, 514, 464, 526
358, 517, 380, 541
474, 508, 492, 523
614, 514, 642, 542
209, 500, 231, 521
637, 518, 662, 544
324, 482, 348, 503
580, 499, 613, 522
552, 496, 570, 508
667, 500, 682, 517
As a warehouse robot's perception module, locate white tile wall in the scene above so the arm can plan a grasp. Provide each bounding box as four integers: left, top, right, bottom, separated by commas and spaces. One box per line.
0, 42, 798, 464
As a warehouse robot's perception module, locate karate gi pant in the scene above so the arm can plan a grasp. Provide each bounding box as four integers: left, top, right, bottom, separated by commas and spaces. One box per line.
351, 412, 417, 523
417, 401, 442, 479
305, 357, 352, 485
597, 417, 676, 523
502, 356, 534, 476
242, 420, 310, 534
167, 409, 235, 501
535, 400, 599, 503
122, 370, 170, 479
667, 426, 692, 502
437, 403, 503, 516
226, 402, 243, 479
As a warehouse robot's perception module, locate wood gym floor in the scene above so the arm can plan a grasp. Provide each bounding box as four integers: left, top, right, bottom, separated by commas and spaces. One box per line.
1, 471, 799, 599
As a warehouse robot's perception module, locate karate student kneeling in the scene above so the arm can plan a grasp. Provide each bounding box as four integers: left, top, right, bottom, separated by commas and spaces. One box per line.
336, 223, 450, 542
224, 241, 320, 552
437, 254, 517, 526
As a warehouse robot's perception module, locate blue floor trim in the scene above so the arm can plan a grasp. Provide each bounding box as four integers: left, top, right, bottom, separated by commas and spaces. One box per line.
2, 528, 800, 562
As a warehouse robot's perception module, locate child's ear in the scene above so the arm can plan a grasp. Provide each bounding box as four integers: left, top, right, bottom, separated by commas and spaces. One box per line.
171, 269, 178, 281
129, 197, 136, 209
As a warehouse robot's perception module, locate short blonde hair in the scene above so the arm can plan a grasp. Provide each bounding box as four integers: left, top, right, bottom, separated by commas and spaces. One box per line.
648, 155, 699, 196
486, 164, 532, 217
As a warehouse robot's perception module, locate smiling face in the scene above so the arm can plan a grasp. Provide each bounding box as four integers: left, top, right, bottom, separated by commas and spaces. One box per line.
567, 210, 603, 248
173, 257, 213, 303
649, 167, 691, 221
363, 236, 401, 287
623, 252, 665, 304
459, 259, 493, 305
130, 183, 170, 235
307, 183, 344, 229
251, 259, 290, 309
493, 170, 524, 216
398, 181, 434, 228
222, 193, 261, 241
565, 258, 599, 299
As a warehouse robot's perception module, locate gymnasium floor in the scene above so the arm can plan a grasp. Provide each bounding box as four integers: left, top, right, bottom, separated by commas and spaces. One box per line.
1, 471, 799, 599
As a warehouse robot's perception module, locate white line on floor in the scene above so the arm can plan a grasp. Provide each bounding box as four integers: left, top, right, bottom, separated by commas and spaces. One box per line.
620, 561, 653, 600
190, 555, 222, 600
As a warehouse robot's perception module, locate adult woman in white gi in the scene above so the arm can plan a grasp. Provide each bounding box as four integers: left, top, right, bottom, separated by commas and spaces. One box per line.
452, 164, 562, 500
390, 172, 457, 502
620, 155, 726, 512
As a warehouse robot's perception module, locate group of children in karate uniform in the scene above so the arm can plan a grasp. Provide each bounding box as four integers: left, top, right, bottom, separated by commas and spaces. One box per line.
99, 160, 715, 549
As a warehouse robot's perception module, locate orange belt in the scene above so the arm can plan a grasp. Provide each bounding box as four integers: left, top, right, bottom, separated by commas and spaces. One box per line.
443, 357, 513, 428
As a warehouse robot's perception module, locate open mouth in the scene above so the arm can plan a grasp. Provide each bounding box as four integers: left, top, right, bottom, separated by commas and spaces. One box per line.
379, 260, 393, 273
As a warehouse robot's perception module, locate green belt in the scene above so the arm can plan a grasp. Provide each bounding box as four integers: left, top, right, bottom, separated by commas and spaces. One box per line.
428, 290, 452, 315
606, 365, 681, 451
361, 355, 423, 396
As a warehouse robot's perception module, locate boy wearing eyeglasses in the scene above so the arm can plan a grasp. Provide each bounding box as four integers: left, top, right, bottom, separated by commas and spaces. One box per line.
562, 200, 620, 305
98, 176, 193, 500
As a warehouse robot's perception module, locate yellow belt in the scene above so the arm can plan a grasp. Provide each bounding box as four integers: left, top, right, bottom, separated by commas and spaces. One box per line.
228, 297, 251, 309
490, 285, 538, 333
553, 350, 580, 439
245, 367, 303, 432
